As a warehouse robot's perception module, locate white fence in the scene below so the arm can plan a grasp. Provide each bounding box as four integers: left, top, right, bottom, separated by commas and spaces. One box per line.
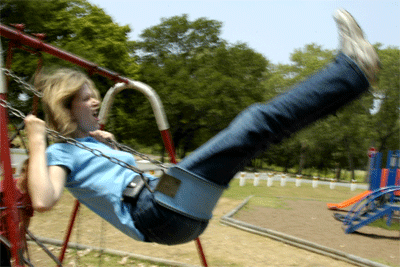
235, 171, 368, 191
8, 148, 29, 176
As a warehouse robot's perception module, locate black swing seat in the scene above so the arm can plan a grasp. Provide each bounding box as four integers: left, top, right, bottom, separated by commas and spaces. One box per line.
154, 166, 227, 221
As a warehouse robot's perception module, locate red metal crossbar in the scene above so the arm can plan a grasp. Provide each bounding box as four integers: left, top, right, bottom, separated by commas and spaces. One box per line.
0, 23, 208, 267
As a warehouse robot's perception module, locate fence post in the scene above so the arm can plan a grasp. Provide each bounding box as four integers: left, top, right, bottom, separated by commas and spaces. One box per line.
351, 179, 357, 191
280, 174, 286, 187
239, 172, 246, 186
330, 179, 336, 189
267, 173, 273, 187
312, 176, 319, 188
296, 175, 302, 187
253, 172, 260, 186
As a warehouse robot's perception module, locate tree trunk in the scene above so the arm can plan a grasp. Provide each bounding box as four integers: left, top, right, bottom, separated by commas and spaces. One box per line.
335, 163, 341, 180
344, 137, 355, 181
297, 143, 307, 175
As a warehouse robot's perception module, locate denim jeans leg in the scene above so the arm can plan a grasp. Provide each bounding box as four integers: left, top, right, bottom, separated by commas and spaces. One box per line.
130, 179, 209, 245
177, 53, 370, 186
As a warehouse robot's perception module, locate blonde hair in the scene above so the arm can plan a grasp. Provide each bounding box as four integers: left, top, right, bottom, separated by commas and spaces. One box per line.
35, 69, 101, 139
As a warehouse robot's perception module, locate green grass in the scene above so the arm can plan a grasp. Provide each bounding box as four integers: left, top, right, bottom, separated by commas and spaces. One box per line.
248, 196, 289, 209
369, 218, 400, 231
223, 180, 356, 212
261, 164, 368, 183
223, 178, 368, 204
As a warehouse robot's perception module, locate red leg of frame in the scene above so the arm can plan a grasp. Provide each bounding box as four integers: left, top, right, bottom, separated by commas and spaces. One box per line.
195, 238, 208, 267
58, 200, 80, 265
160, 129, 177, 164
160, 129, 208, 267
0, 94, 23, 266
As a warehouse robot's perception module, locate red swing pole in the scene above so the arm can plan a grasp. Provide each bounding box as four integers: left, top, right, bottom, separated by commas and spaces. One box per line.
0, 23, 208, 267
0, 40, 24, 267
0, 97, 24, 267
58, 200, 80, 265
158, 130, 208, 267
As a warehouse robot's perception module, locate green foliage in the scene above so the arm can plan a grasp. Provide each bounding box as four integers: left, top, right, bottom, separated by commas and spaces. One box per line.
1, 1, 398, 175
259, 44, 399, 180
369, 45, 400, 156
1, 0, 138, 117
117, 14, 269, 157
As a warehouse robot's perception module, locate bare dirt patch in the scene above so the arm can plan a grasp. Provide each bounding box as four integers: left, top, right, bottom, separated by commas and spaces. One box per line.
25, 191, 371, 267
234, 198, 399, 267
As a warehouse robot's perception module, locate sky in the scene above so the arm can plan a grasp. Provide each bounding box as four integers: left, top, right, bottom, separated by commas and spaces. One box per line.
87, 0, 399, 65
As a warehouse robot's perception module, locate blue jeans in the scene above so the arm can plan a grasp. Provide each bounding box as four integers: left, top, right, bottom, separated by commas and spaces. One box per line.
131, 179, 209, 244
131, 53, 370, 244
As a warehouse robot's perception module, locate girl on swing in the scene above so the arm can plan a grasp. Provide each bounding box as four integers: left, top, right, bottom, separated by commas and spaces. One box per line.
24, 10, 380, 245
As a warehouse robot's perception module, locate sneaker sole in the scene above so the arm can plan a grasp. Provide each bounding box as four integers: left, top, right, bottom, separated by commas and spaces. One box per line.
334, 9, 364, 40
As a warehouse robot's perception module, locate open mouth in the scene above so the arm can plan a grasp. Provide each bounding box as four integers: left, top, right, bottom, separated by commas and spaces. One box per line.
92, 110, 99, 120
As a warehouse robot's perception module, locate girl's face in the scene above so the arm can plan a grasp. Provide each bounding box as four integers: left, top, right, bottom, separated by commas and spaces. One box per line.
70, 84, 100, 138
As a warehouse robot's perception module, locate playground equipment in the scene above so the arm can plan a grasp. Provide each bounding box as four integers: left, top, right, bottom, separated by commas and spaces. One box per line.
340, 186, 399, 233
327, 190, 372, 210
330, 150, 400, 233
0, 23, 208, 266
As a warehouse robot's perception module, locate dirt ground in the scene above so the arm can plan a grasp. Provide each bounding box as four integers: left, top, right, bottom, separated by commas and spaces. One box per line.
24, 191, 398, 267
234, 199, 400, 267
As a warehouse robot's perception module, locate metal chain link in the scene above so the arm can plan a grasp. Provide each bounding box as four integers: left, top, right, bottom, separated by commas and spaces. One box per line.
1, 99, 162, 192
0, 66, 169, 190
0, 67, 167, 170
109, 140, 169, 169
1, 68, 172, 264
0, 99, 27, 119
1, 67, 43, 97
46, 128, 150, 175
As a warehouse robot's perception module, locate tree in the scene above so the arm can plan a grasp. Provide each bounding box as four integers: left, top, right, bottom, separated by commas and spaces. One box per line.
260, 44, 337, 173
125, 14, 269, 157
1, 0, 138, 118
368, 46, 400, 156
259, 44, 377, 179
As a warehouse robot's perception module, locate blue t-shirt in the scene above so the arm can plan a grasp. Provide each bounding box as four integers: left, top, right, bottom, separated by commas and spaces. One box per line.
46, 137, 155, 241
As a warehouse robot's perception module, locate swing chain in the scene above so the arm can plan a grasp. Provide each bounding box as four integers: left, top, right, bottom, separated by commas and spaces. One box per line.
0, 99, 161, 184
1, 66, 167, 170
1, 67, 43, 97
0, 98, 27, 119
107, 140, 169, 169
46, 131, 157, 192
51, 131, 146, 175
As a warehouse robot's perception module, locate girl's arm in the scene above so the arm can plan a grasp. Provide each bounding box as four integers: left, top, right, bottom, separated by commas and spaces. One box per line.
24, 115, 67, 212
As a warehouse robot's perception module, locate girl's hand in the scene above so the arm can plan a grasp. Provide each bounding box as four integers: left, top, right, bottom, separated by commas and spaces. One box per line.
89, 130, 117, 148
24, 115, 46, 144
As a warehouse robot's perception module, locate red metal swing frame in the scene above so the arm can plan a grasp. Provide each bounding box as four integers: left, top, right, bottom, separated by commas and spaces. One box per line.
0, 23, 208, 267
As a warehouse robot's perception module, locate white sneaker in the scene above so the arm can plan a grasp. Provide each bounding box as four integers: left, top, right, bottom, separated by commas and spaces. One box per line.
333, 9, 380, 85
